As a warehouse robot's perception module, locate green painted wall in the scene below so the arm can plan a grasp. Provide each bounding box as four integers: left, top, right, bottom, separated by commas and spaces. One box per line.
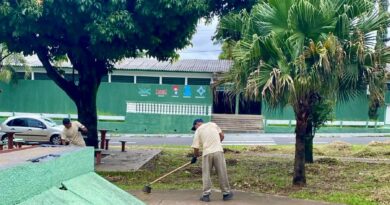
262, 93, 386, 121
123, 114, 210, 134
20, 172, 145, 205
0, 80, 212, 133
0, 80, 77, 114
265, 126, 390, 133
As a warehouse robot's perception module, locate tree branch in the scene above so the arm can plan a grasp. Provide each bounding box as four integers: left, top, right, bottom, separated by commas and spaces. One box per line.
36, 48, 79, 101
0, 53, 12, 62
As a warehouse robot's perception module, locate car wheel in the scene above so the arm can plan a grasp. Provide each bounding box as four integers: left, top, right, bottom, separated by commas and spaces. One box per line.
50, 135, 61, 145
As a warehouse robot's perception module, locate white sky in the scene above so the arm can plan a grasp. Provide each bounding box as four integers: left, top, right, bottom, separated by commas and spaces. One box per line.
178, 18, 221, 60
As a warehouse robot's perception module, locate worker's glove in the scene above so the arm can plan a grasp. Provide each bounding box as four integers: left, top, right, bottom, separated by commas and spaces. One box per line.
191, 156, 197, 164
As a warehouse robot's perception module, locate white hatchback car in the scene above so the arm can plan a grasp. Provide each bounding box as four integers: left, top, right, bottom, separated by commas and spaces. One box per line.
0, 116, 64, 145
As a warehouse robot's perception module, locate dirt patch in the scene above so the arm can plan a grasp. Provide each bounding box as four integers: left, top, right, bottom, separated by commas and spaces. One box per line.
224, 148, 241, 154
184, 166, 202, 175
186, 152, 202, 157
185, 148, 240, 157
245, 145, 276, 152
140, 154, 161, 171
315, 157, 339, 165
325, 141, 352, 151
370, 187, 390, 205
376, 173, 390, 183
233, 181, 252, 189
226, 158, 239, 166
104, 175, 124, 183
368, 140, 390, 146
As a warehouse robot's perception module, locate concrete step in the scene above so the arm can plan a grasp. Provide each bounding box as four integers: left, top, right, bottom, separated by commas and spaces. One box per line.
211, 114, 264, 133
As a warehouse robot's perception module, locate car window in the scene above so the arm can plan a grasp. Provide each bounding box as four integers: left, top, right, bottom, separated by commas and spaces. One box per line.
27, 119, 46, 129
6, 120, 14, 126
7, 118, 28, 127
43, 118, 57, 127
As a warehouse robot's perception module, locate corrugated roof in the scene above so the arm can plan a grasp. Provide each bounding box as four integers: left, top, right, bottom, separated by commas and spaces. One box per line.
24, 56, 232, 73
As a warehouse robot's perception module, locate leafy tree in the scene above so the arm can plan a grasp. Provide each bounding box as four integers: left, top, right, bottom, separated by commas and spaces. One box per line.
305, 97, 334, 163
0, 43, 30, 84
216, 0, 390, 185
0, 0, 252, 147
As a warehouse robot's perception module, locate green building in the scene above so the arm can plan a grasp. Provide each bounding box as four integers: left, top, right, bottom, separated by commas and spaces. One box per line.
0, 58, 388, 134
0, 58, 235, 134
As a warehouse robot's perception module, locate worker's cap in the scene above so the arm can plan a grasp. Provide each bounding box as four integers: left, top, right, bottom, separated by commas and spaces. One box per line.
62, 118, 71, 125
191, 119, 204, 131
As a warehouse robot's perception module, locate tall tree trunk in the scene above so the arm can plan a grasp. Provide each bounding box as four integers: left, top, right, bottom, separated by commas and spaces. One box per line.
76, 83, 99, 147
76, 62, 101, 148
305, 121, 314, 163
293, 101, 309, 186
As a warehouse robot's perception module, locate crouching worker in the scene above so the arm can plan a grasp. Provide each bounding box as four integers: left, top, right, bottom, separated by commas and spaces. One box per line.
190, 118, 233, 202
61, 118, 87, 147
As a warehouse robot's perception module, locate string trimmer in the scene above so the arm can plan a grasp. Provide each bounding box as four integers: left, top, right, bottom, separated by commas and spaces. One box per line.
142, 161, 191, 194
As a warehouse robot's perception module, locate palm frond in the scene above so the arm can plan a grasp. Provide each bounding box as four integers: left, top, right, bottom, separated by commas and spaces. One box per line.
217, 0, 389, 121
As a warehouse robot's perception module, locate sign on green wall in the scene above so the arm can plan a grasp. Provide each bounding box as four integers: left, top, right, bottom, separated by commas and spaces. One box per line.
130, 84, 210, 103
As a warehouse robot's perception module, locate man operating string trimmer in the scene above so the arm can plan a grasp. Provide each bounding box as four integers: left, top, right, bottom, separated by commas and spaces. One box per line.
190, 119, 233, 202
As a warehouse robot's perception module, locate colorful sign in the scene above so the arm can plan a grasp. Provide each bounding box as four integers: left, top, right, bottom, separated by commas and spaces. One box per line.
196, 86, 206, 98
155, 89, 167, 97
183, 85, 192, 98
138, 88, 151, 97
136, 85, 209, 102
172, 85, 179, 97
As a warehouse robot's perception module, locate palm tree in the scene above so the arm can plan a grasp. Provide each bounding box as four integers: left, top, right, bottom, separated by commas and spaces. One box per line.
216, 0, 390, 186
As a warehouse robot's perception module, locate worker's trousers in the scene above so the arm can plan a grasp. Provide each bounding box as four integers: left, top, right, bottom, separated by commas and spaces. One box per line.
202, 151, 231, 196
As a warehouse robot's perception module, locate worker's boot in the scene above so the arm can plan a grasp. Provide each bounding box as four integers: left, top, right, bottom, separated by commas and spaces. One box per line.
200, 194, 210, 202
223, 192, 234, 201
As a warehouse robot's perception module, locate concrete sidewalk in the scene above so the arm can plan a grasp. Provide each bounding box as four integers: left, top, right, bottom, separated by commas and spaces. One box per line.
130, 190, 337, 205
95, 149, 161, 172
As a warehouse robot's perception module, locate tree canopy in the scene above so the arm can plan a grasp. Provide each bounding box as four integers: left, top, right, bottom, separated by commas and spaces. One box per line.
0, 0, 256, 146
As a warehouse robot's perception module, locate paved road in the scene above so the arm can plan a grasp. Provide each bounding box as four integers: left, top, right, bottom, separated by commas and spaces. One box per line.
109, 133, 390, 146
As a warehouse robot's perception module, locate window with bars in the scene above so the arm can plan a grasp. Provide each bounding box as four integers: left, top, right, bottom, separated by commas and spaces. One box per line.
188, 78, 211, 85
137, 76, 159, 84
63, 73, 78, 82
34, 73, 50, 80
162, 77, 185, 85
15, 72, 29, 80
111, 75, 134, 83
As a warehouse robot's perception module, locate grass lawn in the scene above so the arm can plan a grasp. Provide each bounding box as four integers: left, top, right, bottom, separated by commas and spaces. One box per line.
98, 143, 390, 205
